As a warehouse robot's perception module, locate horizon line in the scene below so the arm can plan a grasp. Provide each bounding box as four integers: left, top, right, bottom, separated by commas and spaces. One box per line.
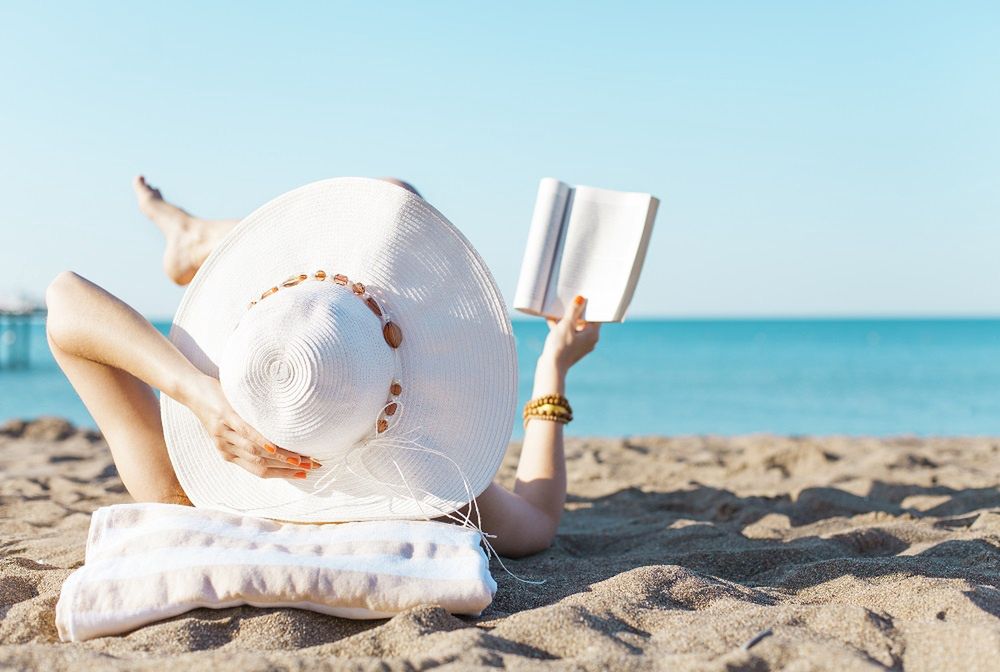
137, 313, 1000, 323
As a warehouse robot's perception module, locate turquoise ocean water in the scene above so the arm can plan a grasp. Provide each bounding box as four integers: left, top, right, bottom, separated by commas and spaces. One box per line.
3, 318, 1000, 437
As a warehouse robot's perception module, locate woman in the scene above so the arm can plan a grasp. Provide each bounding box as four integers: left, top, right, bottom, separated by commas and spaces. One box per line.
45, 176, 600, 558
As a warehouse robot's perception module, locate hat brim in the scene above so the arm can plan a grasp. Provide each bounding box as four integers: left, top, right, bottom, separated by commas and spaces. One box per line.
162, 178, 517, 522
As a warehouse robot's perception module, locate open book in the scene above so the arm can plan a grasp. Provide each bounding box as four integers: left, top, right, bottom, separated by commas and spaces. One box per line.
513, 178, 659, 323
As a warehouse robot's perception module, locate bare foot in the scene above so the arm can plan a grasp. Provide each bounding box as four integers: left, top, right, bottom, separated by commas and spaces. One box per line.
132, 175, 417, 285
132, 176, 219, 286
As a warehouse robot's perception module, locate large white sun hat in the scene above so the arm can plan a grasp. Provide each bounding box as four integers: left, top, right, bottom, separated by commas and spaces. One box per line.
161, 177, 517, 523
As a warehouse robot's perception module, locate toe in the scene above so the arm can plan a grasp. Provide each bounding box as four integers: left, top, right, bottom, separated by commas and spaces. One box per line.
132, 175, 163, 201
132, 175, 151, 195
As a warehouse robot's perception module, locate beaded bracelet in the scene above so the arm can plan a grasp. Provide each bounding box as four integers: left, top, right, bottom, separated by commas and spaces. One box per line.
523, 411, 572, 428
523, 394, 573, 428
523, 394, 573, 414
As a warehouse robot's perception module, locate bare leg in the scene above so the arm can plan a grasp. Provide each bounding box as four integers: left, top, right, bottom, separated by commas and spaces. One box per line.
133, 175, 422, 286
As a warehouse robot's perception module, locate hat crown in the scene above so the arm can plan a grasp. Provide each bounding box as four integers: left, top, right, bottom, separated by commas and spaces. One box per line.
219, 281, 394, 460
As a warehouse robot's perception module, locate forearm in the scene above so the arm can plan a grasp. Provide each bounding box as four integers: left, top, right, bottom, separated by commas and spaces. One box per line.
45, 272, 209, 403
460, 297, 598, 557
469, 357, 568, 557
512, 355, 568, 523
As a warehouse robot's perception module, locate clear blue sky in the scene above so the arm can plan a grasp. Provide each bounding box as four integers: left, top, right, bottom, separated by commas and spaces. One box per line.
1, 1, 998, 319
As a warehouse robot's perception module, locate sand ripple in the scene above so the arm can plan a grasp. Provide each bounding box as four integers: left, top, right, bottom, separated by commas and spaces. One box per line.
1, 419, 999, 670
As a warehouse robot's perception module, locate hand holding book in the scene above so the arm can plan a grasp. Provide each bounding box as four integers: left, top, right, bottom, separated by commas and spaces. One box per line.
541, 295, 601, 372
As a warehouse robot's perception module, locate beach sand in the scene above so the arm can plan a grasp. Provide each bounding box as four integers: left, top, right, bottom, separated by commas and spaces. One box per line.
1, 418, 998, 670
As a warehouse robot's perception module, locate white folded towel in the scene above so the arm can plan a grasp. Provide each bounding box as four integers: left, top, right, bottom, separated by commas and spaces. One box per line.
55, 503, 496, 642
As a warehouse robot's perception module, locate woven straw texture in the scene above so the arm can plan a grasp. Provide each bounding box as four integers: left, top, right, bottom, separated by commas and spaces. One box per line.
161, 178, 517, 522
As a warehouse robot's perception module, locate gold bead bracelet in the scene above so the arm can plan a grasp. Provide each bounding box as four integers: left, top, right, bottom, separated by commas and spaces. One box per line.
523, 394, 573, 428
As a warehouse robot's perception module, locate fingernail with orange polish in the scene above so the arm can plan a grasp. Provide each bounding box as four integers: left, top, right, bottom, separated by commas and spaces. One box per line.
264, 443, 277, 454
574, 295, 585, 306
294, 471, 307, 479
286, 456, 301, 466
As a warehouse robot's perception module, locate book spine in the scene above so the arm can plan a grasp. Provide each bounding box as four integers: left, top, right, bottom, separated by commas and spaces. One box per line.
513, 179, 570, 313
541, 188, 575, 317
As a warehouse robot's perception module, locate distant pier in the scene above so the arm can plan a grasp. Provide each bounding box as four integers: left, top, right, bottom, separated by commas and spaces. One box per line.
0, 302, 45, 370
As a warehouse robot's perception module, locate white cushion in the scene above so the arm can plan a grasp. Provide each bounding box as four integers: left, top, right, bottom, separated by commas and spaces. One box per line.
56, 503, 496, 641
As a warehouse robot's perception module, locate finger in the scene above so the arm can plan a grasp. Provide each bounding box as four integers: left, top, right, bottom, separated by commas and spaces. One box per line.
226, 419, 274, 455
562, 295, 586, 327
268, 443, 320, 468
578, 323, 601, 347
228, 420, 319, 468
546, 318, 558, 330
225, 440, 305, 477
218, 445, 239, 463
223, 431, 323, 471
222, 430, 290, 468
230, 456, 309, 480
269, 444, 321, 469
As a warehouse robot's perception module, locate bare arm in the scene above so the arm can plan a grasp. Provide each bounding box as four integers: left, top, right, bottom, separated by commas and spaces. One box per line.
45, 271, 316, 476
474, 296, 600, 557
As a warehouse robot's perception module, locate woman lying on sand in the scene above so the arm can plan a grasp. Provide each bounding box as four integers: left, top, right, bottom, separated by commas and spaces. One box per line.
44, 176, 600, 558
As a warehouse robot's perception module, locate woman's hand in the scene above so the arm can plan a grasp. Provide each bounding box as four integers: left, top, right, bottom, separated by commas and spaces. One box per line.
181, 374, 319, 479
542, 295, 601, 373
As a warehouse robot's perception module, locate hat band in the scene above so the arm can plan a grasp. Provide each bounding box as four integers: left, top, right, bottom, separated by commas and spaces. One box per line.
249, 270, 403, 350
247, 270, 404, 435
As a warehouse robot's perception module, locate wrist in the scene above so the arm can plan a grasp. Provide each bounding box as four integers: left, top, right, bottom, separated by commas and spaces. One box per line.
172, 371, 215, 407
537, 349, 569, 373
532, 355, 567, 397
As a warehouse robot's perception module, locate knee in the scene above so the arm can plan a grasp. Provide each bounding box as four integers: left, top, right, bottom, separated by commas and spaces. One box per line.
45, 271, 86, 341
46, 270, 84, 308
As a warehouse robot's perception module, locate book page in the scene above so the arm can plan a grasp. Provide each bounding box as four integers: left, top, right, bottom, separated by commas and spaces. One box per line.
547, 186, 655, 322
512, 178, 571, 313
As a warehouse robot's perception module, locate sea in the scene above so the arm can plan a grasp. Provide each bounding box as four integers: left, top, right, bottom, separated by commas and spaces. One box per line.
4, 317, 1000, 438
